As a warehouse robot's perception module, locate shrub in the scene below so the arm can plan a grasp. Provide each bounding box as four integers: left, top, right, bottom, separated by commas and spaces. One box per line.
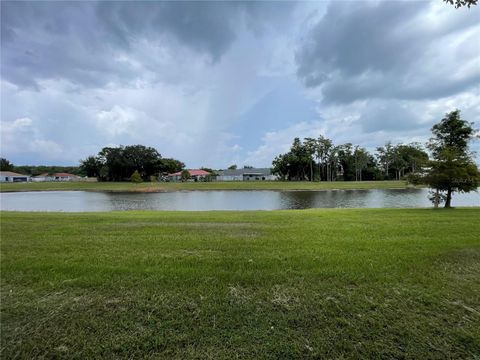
130, 170, 143, 183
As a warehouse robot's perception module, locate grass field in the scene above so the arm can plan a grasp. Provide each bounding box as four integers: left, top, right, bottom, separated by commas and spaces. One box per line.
0, 180, 413, 193
1, 208, 479, 358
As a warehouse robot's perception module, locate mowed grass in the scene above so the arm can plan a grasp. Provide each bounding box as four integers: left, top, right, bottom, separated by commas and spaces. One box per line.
0, 180, 411, 193
1, 209, 479, 359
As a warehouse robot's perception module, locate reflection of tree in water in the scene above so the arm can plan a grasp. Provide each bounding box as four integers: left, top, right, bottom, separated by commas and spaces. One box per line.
280, 190, 372, 209
279, 191, 318, 209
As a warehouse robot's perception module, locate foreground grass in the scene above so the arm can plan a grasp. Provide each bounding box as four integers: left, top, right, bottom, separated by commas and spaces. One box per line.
0, 180, 412, 193
1, 208, 479, 358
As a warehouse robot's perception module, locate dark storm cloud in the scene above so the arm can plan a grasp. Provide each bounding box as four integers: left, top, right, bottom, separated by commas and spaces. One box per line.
296, 1, 480, 103
1, 1, 294, 89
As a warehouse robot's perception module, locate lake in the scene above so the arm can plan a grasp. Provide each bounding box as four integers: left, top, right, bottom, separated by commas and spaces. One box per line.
0, 188, 479, 211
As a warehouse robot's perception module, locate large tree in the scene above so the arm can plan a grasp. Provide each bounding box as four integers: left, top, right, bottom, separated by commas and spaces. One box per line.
80, 156, 101, 177
424, 110, 479, 208
272, 138, 312, 181
0, 158, 14, 171
81, 145, 183, 181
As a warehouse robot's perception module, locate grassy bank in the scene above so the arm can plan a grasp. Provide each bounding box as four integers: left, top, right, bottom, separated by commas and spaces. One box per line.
1, 208, 479, 358
0, 180, 412, 193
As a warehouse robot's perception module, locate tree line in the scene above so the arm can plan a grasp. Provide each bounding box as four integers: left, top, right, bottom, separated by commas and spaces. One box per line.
272, 138, 428, 182
80, 145, 184, 181
272, 110, 479, 208
0, 158, 82, 176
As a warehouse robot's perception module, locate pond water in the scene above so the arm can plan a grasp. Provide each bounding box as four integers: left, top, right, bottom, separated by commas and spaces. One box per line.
0, 189, 478, 212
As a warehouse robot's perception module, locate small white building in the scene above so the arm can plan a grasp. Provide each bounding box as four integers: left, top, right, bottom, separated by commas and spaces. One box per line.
32, 173, 54, 182
53, 173, 80, 181
0, 171, 30, 182
216, 168, 277, 181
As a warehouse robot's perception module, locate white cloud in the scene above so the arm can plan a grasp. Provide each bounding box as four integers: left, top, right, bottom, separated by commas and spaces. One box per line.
1, 117, 64, 160
95, 106, 140, 137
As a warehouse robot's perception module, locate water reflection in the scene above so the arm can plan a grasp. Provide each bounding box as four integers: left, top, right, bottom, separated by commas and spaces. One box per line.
0, 189, 478, 212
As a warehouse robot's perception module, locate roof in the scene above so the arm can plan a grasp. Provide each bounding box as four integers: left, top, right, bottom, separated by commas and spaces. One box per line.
217, 168, 272, 176
54, 173, 78, 177
34, 173, 50, 177
0, 171, 29, 177
169, 169, 210, 176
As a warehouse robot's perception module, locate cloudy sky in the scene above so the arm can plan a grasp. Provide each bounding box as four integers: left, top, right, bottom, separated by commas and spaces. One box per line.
1, 1, 479, 167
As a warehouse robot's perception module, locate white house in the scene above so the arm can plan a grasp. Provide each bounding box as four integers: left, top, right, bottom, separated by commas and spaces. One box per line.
32, 173, 54, 182
53, 173, 80, 181
167, 169, 211, 182
0, 171, 30, 182
216, 168, 277, 181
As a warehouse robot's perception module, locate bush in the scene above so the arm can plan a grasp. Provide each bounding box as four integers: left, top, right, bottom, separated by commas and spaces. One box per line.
130, 170, 143, 183
181, 170, 191, 182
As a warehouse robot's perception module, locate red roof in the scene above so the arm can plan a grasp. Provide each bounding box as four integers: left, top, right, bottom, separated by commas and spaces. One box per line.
169, 169, 210, 176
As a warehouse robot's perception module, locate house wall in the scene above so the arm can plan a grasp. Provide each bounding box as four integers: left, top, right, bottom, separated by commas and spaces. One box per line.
243, 174, 277, 181
0, 176, 29, 182
32, 177, 54, 182
54, 176, 79, 182
216, 175, 243, 181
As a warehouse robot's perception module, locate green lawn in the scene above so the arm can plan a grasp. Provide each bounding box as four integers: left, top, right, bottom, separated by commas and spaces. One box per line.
1, 208, 479, 358
0, 180, 412, 193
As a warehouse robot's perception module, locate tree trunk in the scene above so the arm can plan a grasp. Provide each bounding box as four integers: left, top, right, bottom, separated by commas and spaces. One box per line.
310, 161, 313, 182
444, 188, 452, 208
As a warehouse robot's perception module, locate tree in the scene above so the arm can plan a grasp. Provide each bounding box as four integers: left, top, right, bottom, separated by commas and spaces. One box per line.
424, 110, 479, 208
317, 136, 333, 181
80, 156, 101, 177
0, 158, 14, 171
271, 138, 311, 181
81, 145, 183, 182
397, 143, 429, 175
228, 164, 237, 170
130, 170, 143, 183
376, 142, 395, 179
304, 137, 317, 182
353, 146, 370, 181
160, 158, 185, 174
181, 169, 191, 182
444, 0, 477, 8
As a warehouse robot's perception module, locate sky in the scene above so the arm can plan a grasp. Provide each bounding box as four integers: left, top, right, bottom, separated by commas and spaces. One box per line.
1, 0, 479, 168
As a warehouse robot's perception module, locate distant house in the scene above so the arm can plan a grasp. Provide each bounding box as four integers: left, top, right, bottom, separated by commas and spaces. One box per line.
53, 173, 80, 181
216, 168, 277, 181
168, 169, 210, 182
0, 171, 30, 183
31, 173, 54, 182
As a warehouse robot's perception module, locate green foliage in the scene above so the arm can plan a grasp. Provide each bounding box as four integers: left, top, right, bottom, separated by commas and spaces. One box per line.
424, 110, 479, 207
81, 145, 184, 182
13, 165, 81, 176
0, 158, 14, 171
272, 135, 409, 182
228, 164, 237, 170
160, 158, 185, 174
181, 169, 191, 181
272, 138, 312, 181
130, 170, 143, 183
376, 143, 428, 180
80, 156, 101, 177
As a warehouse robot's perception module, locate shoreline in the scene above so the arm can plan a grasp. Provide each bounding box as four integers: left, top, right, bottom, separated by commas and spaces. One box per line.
0, 180, 417, 193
